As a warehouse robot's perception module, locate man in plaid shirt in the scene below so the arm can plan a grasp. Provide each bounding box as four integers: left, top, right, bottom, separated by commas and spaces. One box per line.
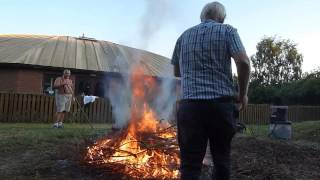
172, 2, 250, 179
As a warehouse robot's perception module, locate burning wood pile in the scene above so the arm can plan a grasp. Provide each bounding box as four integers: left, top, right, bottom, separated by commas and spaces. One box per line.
85, 67, 180, 179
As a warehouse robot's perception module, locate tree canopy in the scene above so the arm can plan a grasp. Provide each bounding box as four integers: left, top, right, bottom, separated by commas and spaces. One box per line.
251, 36, 303, 86
247, 37, 320, 105
248, 67, 320, 105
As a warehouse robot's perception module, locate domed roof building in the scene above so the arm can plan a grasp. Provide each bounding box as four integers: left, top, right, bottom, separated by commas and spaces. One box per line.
0, 34, 174, 95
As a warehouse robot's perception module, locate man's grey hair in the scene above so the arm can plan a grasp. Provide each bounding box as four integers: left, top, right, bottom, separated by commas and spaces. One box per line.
63, 69, 71, 75
200, 1, 226, 23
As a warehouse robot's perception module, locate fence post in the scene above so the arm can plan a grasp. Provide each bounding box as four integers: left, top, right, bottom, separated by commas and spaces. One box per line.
1, 92, 319, 124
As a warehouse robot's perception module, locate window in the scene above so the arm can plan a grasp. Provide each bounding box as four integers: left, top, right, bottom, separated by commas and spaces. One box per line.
77, 80, 92, 95
43, 73, 60, 95
94, 81, 105, 97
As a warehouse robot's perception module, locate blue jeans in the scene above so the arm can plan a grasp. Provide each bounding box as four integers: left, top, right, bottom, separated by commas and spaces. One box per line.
177, 99, 237, 180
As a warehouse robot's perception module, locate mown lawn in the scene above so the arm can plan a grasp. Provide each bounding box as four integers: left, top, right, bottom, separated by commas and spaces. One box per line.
0, 121, 319, 179
245, 120, 320, 144
0, 123, 111, 179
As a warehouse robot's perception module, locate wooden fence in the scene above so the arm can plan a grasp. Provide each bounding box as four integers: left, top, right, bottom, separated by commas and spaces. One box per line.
0, 92, 113, 123
0, 92, 320, 123
239, 104, 320, 124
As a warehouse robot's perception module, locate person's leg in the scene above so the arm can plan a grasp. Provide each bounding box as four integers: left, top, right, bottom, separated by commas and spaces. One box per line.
59, 95, 71, 127
57, 112, 62, 122
58, 112, 65, 128
207, 103, 236, 180
178, 101, 207, 180
53, 112, 62, 128
54, 94, 65, 127
60, 113, 65, 123
61, 95, 72, 126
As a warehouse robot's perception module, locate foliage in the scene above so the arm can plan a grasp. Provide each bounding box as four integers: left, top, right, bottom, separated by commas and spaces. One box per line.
278, 77, 320, 105
303, 67, 320, 79
251, 36, 303, 86
249, 76, 320, 105
248, 84, 277, 104
247, 37, 320, 105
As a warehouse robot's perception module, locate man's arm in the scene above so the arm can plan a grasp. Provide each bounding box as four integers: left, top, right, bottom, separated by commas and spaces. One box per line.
70, 80, 75, 101
174, 64, 181, 77
233, 52, 250, 109
227, 26, 250, 109
53, 77, 63, 88
64, 80, 74, 95
71, 80, 75, 96
172, 37, 182, 77
73, 81, 75, 95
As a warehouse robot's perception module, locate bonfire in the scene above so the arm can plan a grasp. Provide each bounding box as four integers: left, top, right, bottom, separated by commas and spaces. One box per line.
85, 67, 180, 179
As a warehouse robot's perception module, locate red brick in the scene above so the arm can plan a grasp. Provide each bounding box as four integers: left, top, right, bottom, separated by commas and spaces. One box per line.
16, 69, 43, 94
0, 69, 18, 92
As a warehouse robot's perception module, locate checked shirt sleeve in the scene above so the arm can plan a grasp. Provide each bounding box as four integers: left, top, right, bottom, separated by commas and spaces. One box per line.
171, 37, 182, 65
227, 27, 246, 56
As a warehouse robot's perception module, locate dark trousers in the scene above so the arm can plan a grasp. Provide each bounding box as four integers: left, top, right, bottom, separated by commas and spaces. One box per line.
177, 99, 237, 180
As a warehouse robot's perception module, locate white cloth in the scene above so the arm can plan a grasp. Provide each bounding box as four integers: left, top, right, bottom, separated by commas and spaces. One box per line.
83, 96, 98, 105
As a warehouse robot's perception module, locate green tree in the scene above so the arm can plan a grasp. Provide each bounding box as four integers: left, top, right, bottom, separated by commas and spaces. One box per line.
277, 77, 320, 105
303, 67, 320, 79
251, 36, 303, 86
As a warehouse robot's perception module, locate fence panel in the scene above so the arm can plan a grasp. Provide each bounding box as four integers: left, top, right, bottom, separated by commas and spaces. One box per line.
0, 93, 4, 121
239, 104, 271, 124
1, 92, 320, 123
3, 93, 10, 122
0, 92, 114, 123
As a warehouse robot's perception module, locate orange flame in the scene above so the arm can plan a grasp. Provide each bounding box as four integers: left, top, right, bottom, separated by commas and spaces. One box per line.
85, 66, 179, 179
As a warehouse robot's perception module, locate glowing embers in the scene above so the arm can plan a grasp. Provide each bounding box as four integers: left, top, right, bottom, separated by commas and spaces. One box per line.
85, 67, 179, 179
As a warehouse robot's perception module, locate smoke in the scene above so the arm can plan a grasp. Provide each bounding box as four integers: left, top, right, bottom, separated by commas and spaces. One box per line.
107, 76, 131, 129
107, 53, 145, 128
153, 78, 177, 122
140, 0, 170, 49
107, 56, 179, 128
107, 56, 132, 129
106, 1, 179, 128
139, 0, 178, 122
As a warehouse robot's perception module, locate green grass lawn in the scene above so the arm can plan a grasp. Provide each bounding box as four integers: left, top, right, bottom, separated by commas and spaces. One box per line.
0, 123, 111, 179
245, 120, 320, 144
0, 123, 111, 155
0, 121, 319, 179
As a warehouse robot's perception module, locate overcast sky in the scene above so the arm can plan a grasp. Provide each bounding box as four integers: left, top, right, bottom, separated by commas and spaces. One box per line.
1, 0, 320, 72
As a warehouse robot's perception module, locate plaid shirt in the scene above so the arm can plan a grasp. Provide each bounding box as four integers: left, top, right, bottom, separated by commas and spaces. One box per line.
171, 20, 246, 100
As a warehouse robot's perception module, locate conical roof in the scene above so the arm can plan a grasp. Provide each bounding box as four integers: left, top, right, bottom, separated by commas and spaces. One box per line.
0, 34, 173, 77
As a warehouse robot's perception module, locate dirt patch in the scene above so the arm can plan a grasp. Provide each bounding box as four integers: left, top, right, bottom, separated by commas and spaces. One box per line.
1, 134, 319, 180
82, 136, 320, 180
75, 136, 320, 180
230, 136, 320, 180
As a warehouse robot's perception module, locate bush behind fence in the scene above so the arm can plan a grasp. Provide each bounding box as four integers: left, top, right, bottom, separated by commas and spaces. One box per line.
0, 92, 320, 123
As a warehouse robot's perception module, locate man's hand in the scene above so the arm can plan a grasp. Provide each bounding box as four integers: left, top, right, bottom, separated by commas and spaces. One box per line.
236, 95, 248, 110
62, 81, 71, 86
60, 81, 68, 86
233, 52, 250, 111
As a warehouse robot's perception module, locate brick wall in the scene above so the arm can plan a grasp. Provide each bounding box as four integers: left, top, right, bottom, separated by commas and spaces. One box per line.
16, 69, 43, 94
0, 68, 43, 94
0, 69, 18, 92
0, 66, 104, 95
